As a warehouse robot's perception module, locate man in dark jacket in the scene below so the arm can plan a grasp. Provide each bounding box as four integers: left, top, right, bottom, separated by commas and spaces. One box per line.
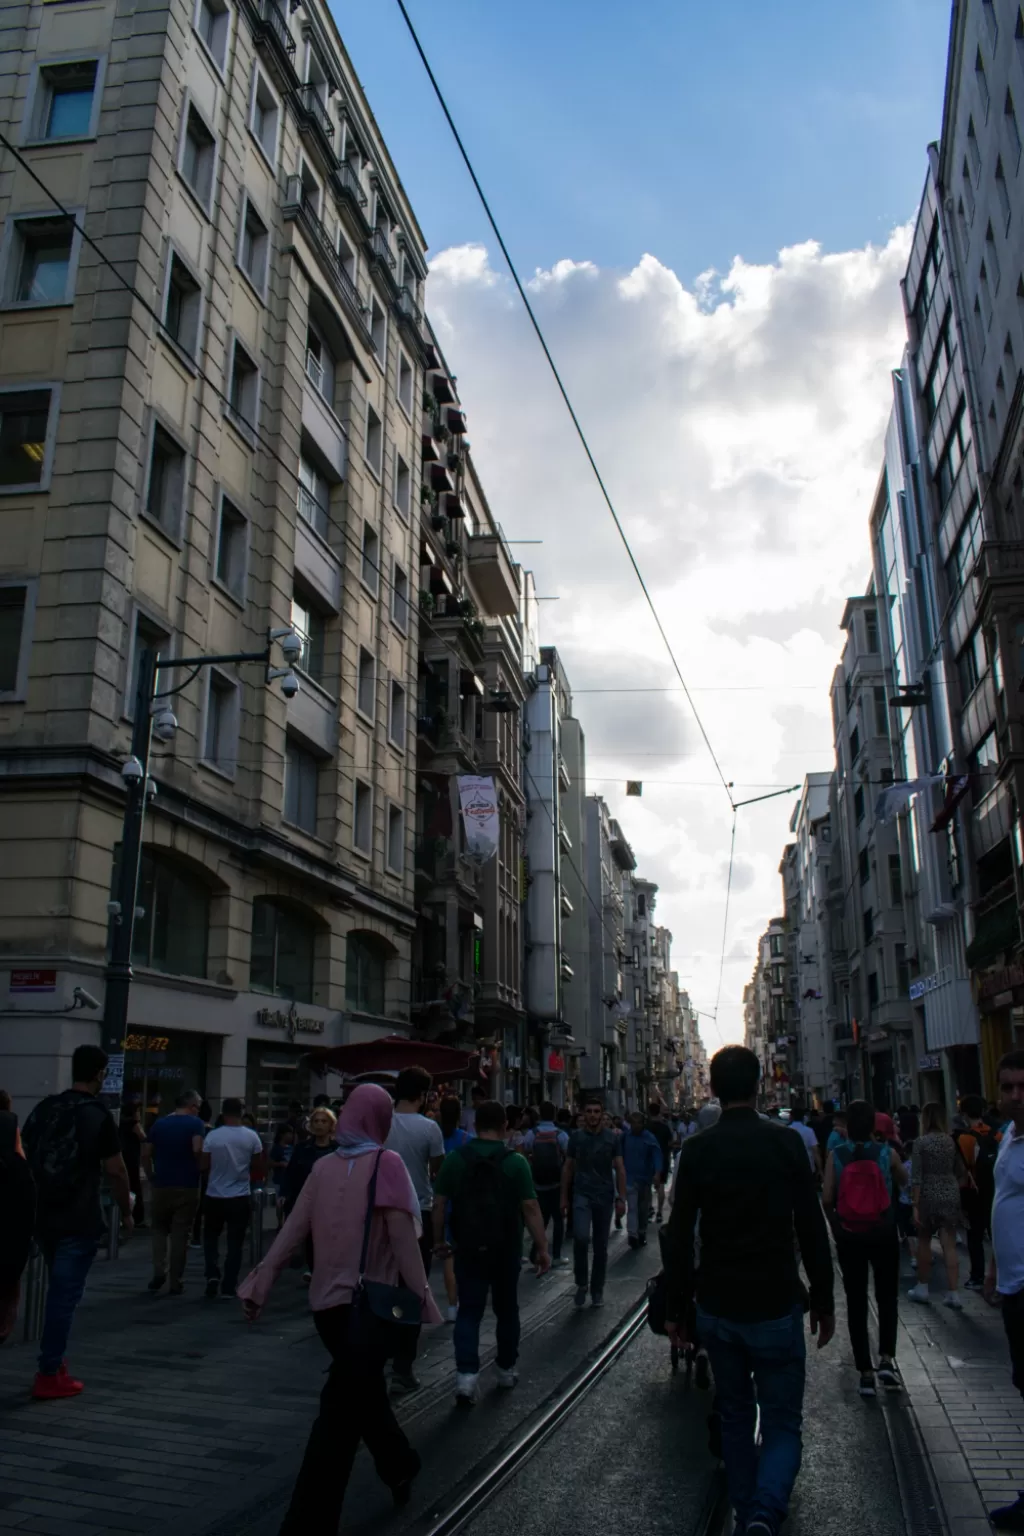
664, 1046, 834, 1536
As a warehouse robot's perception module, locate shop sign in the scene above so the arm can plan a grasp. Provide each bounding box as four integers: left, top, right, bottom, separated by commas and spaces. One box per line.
547, 1051, 565, 1073
918, 1053, 942, 1072
256, 1005, 325, 1041
101, 1054, 125, 1096
10, 968, 57, 993
909, 968, 951, 1002
978, 964, 1024, 1002
867, 1029, 888, 1043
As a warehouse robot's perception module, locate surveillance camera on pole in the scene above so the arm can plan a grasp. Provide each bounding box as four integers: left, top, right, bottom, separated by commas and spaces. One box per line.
270, 627, 304, 666
150, 705, 178, 743
73, 985, 100, 1010
121, 756, 144, 784
268, 667, 300, 700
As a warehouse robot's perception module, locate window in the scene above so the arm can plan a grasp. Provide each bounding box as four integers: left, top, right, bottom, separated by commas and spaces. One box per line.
250, 899, 315, 1002
391, 562, 409, 633
162, 251, 202, 358
299, 158, 321, 216
397, 351, 413, 415
863, 908, 874, 944
127, 850, 209, 979
180, 102, 216, 211
291, 589, 326, 684
962, 163, 976, 224
305, 325, 335, 402
896, 944, 911, 997
982, 0, 997, 39
946, 497, 982, 598
971, 729, 1000, 776
844, 675, 852, 713
386, 803, 404, 874
873, 686, 888, 736
889, 853, 903, 906
637, 893, 646, 917
369, 295, 386, 357
195, 0, 230, 71
238, 196, 269, 294
925, 318, 952, 421
353, 779, 372, 855
364, 403, 383, 479
0, 585, 31, 697
867, 971, 879, 1008
144, 422, 186, 536
284, 737, 319, 834
850, 725, 861, 763
5, 216, 75, 306
858, 847, 869, 886
997, 157, 1012, 230
249, 68, 279, 165
31, 59, 99, 141
980, 261, 994, 330
967, 115, 982, 178
227, 337, 259, 437
214, 493, 247, 600
0, 387, 56, 491
297, 456, 329, 539
346, 931, 385, 1013
1009, 89, 1023, 161
357, 646, 375, 718
913, 232, 941, 331
854, 785, 865, 823
937, 407, 970, 504
633, 985, 643, 1011
203, 670, 238, 774
361, 521, 379, 593
986, 222, 1001, 291
864, 607, 879, 653
769, 934, 784, 958
976, 46, 990, 115
959, 626, 988, 698
393, 451, 411, 520
127, 610, 170, 716
388, 678, 406, 749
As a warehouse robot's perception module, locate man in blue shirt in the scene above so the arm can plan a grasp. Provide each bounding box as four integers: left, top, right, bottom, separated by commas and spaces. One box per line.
621, 1112, 663, 1248
523, 1101, 570, 1267
143, 1090, 206, 1296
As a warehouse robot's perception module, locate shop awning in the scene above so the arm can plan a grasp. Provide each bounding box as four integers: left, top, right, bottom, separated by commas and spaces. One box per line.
965, 899, 1020, 970
305, 1034, 481, 1082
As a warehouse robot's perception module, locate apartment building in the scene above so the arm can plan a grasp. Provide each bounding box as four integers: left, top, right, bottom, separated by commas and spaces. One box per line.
788, 774, 834, 1103
753, 917, 787, 1105
623, 876, 658, 1109
583, 794, 632, 1107
0, 0, 435, 1118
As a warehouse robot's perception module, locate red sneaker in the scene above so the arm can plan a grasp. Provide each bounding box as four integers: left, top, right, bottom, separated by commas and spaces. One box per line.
32, 1369, 84, 1400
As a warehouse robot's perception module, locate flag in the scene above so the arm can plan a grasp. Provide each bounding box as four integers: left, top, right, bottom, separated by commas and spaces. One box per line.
457, 775, 499, 865
626, 781, 642, 796
874, 774, 944, 824
930, 774, 971, 833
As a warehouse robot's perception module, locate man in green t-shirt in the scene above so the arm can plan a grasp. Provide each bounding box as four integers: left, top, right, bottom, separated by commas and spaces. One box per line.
433, 1099, 550, 1406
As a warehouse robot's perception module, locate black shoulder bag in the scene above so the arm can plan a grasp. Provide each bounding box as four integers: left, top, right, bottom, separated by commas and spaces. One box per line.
348, 1151, 423, 1356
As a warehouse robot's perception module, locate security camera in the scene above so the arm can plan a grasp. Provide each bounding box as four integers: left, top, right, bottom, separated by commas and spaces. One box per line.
278, 669, 300, 700
278, 630, 303, 666
121, 756, 144, 784
73, 986, 100, 1010
151, 706, 178, 743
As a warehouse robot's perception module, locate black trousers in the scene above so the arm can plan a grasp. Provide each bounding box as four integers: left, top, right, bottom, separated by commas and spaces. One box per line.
836, 1229, 900, 1372
203, 1195, 250, 1294
393, 1229, 433, 1375
1002, 1288, 1024, 1399
530, 1187, 563, 1263
961, 1187, 986, 1283
279, 1305, 419, 1534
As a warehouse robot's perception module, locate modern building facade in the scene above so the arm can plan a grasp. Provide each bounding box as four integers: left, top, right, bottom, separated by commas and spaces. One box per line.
583, 794, 632, 1108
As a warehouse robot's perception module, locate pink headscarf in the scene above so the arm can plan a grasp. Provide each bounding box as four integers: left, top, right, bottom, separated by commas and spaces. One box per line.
874, 1111, 897, 1143
335, 1084, 420, 1221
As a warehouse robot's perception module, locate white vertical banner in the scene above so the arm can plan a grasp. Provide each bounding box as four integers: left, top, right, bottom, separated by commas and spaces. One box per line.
458, 775, 500, 865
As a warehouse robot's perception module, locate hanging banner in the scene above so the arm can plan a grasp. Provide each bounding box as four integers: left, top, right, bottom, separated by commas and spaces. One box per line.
457, 775, 499, 865
874, 774, 943, 824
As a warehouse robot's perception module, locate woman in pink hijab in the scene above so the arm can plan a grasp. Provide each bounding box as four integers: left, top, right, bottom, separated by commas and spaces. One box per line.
238, 1084, 440, 1530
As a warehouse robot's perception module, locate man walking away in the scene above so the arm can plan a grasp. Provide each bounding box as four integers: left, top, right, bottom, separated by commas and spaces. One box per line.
433, 1099, 549, 1404
958, 1094, 999, 1291
385, 1066, 444, 1392
561, 1098, 626, 1308
646, 1101, 673, 1223
460, 1084, 486, 1136
985, 1052, 1024, 1531
622, 1112, 662, 1247
143, 1090, 205, 1295
664, 1046, 834, 1536
523, 1101, 569, 1267
200, 1099, 263, 1299
22, 1044, 134, 1399
789, 1102, 823, 1181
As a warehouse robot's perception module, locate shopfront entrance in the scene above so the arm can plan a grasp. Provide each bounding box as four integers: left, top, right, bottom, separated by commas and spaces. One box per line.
122, 1030, 209, 1123
245, 1043, 314, 1131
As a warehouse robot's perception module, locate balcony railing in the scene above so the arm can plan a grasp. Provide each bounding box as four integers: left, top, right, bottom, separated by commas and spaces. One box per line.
293, 82, 336, 159
249, 0, 297, 82
297, 484, 328, 539
368, 227, 396, 269
304, 348, 324, 393
332, 158, 367, 209
283, 177, 372, 350
395, 284, 421, 330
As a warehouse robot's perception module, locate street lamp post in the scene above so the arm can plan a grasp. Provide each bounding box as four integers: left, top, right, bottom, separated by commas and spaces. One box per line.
99, 629, 302, 1107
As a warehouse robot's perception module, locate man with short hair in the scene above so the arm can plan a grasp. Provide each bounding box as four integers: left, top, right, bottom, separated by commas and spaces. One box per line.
200, 1098, 263, 1300
561, 1098, 626, 1308
433, 1099, 549, 1404
622, 1112, 662, 1247
460, 1083, 487, 1136
788, 1101, 822, 1179
386, 1065, 445, 1393
985, 1051, 1024, 1531
22, 1044, 134, 1399
646, 1100, 673, 1224
143, 1089, 206, 1296
664, 1046, 834, 1536
523, 1100, 569, 1267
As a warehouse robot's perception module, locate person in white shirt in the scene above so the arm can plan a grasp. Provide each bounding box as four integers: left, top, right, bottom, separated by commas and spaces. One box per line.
200, 1099, 264, 1299
789, 1105, 823, 1180
385, 1067, 445, 1393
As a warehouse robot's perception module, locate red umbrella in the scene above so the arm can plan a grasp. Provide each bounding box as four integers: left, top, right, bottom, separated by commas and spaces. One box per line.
306, 1034, 481, 1083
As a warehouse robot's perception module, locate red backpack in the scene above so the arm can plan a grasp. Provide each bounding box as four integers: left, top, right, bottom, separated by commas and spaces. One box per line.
834, 1141, 891, 1235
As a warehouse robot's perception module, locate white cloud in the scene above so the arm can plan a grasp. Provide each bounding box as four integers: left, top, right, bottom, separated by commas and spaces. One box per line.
426, 228, 912, 1050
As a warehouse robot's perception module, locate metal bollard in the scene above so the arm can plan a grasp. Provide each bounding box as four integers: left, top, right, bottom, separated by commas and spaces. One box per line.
21, 1246, 48, 1343
107, 1204, 121, 1260
248, 1187, 265, 1267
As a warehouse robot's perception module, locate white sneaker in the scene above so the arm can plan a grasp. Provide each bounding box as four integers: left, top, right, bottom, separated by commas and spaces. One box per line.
454, 1372, 478, 1405
495, 1366, 519, 1389
907, 1282, 931, 1304
944, 1291, 964, 1310
446, 1304, 458, 1323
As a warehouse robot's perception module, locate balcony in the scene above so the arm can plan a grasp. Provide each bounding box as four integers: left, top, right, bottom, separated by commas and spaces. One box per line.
558, 753, 571, 791
467, 528, 519, 617
292, 83, 336, 167
332, 160, 369, 224
973, 776, 1014, 860
366, 227, 398, 294
247, 0, 298, 88
282, 179, 373, 351
559, 819, 572, 853
429, 461, 456, 495
297, 483, 329, 540
447, 407, 468, 436
421, 410, 441, 463
975, 541, 1024, 612
394, 284, 422, 336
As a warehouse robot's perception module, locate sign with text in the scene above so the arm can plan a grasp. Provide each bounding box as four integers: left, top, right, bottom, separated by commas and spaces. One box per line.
10, 969, 57, 993
256, 1005, 325, 1041
457, 776, 499, 865
546, 1051, 565, 1073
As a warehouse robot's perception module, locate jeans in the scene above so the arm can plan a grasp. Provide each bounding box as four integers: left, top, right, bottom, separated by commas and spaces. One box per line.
203, 1195, 251, 1294
453, 1250, 522, 1372
626, 1182, 652, 1239
393, 1227, 433, 1375
573, 1194, 613, 1296
151, 1187, 200, 1287
836, 1230, 899, 1372
531, 1187, 563, 1263
696, 1303, 806, 1531
278, 1305, 419, 1533
38, 1235, 99, 1375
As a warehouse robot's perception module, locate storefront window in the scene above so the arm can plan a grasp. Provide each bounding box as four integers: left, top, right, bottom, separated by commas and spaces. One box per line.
346, 931, 387, 1014
116, 849, 210, 979
250, 899, 315, 1002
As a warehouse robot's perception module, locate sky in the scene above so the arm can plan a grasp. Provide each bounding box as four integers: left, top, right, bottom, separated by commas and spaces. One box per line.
330, 0, 953, 1051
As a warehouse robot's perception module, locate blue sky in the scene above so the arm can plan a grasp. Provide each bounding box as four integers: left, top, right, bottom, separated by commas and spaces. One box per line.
332, 0, 952, 279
